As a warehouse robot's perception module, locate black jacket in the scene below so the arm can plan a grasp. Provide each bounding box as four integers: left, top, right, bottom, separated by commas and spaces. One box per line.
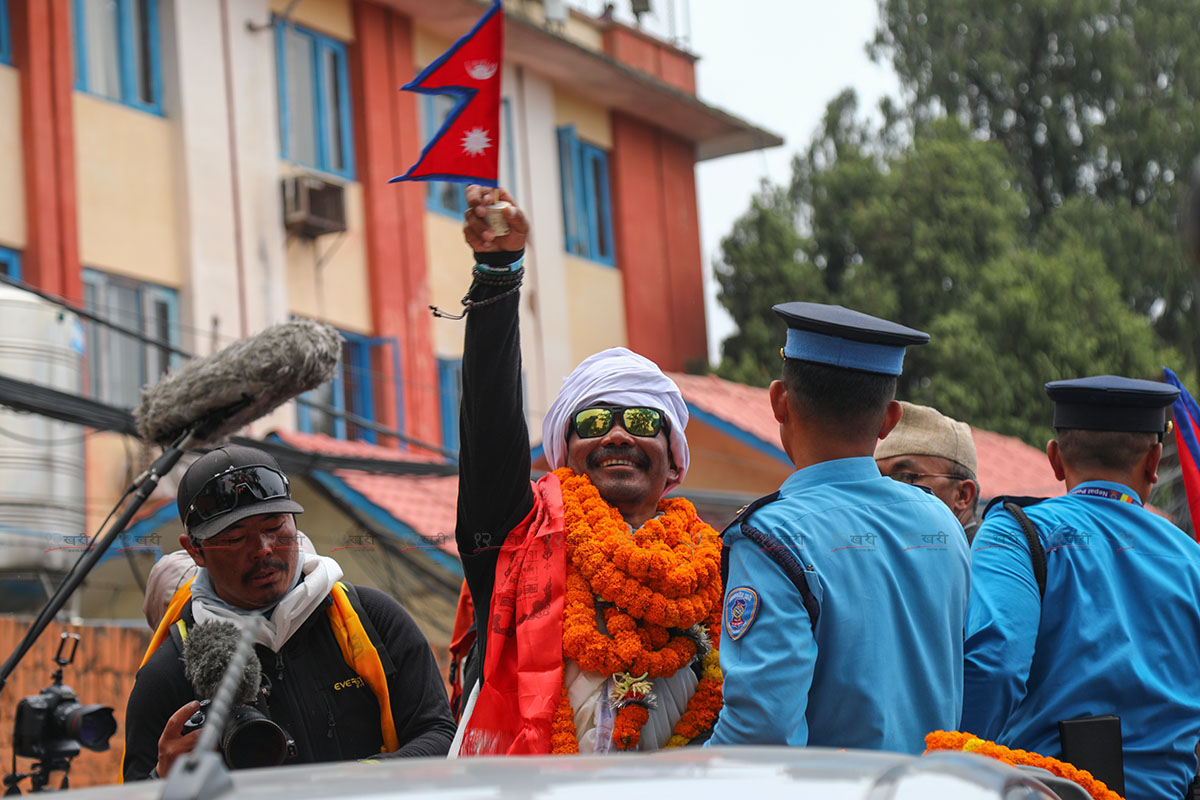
123, 584, 455, 781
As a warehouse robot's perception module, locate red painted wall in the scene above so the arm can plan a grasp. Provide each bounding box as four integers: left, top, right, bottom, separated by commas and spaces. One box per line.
602, 27, 696, 95
12, 0, 81, 302
610, 112, 706, 372
350, 1, 441, 451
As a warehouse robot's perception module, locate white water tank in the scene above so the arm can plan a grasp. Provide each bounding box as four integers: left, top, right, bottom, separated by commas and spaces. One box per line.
0, 283, 86, 613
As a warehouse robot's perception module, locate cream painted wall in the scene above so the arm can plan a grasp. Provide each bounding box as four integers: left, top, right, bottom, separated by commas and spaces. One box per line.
163, 0, 292, 439
286, 177, 371, 333
269, 0, 353, 40
553, 88, 612, 150
426, 211, 472, 357
565, 254, 626, 367
414, 27, 451, 68
505, 2, 603, 53
0, 67, 25, 250
513, 67, 572, 431
74, 95, 182, 285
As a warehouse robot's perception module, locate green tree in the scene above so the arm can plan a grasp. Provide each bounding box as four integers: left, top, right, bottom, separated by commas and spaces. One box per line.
715, 91, 1181, 443
917, 240, 1181, 444
870, 0, 1200, 365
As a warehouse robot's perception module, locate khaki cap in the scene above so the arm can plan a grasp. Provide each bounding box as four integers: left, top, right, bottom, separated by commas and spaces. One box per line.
875, 401, 977, 475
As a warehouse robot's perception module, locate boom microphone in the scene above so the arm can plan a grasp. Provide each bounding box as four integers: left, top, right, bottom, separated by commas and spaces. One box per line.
135, 319, 342, 446
182, 621, 262, 705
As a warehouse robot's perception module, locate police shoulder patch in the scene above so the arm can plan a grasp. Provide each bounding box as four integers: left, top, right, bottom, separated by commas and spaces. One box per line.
724, 586, 759, 641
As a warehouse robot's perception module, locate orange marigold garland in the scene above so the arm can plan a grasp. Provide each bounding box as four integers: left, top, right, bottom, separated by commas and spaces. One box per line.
550, 683, 579, 755
554, 468, 724, 752
925, 731, 1124, 800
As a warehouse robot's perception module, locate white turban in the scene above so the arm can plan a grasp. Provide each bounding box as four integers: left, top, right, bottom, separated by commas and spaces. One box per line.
541, 347, 689, 493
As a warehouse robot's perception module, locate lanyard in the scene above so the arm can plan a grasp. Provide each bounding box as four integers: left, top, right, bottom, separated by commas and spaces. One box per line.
1069, 486, 1143, 507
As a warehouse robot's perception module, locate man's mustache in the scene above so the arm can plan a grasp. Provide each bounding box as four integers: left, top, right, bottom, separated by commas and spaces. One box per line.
243, 559, 289, 583
587, 445, 650, 470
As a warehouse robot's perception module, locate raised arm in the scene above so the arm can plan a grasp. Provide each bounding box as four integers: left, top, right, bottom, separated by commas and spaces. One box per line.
453, 186, 537, 662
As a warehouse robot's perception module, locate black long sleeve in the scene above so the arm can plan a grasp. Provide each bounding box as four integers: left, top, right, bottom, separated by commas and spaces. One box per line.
454, 254, 537, 680
356, 586, 456, 758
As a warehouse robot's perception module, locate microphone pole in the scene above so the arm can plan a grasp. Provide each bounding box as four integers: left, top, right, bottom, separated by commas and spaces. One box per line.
0, 400, 248, 696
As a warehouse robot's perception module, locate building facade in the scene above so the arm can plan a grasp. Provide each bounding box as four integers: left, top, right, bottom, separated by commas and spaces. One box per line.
0, 0, 778, 619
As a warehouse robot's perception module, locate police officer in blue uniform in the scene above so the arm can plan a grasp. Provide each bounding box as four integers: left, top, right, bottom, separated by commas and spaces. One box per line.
709, 302, 970, 753
963, 375, 1200, 800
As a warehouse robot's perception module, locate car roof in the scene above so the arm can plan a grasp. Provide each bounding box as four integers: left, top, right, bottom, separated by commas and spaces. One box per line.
61, 747, 1065, 800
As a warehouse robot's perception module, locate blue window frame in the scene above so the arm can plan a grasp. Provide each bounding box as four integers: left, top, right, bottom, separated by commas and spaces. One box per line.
437, 358, 462, 454
423, 95, 467, 217
0, 246, 19, 280
276, 21, 354, 180
557, 125, 615, 266
297, 331, 388, 444
72, 0, 163, 114
0, 0, 11, 66
82, 269, 179, 409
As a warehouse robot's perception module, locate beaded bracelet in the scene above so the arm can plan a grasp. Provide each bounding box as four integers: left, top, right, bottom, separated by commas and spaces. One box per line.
430, 264, 525, 319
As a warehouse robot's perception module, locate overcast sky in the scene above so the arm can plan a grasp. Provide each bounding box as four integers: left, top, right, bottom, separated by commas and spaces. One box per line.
569, 0, 902, 363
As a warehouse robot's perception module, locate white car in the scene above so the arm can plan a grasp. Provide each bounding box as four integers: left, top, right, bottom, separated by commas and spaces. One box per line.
57, 746, 1089, 800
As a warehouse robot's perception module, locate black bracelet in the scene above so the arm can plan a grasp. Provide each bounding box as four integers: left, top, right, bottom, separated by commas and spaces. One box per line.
430, 267, 524, 320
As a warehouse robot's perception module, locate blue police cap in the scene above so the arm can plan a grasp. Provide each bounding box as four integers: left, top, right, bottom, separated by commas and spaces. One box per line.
773, 302, 929, 376
1045, 375, 1179, 433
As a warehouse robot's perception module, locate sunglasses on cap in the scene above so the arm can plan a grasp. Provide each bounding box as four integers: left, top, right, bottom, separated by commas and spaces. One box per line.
184, 465, 292, 528
571, 406, 666, 439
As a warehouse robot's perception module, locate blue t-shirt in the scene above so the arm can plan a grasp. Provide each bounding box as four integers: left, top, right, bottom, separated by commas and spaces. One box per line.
709, 457, 970, 753
964, 480, 1200, 800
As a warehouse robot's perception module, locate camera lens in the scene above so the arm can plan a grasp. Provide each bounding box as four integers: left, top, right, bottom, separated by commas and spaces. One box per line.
62, 704, 117, 751
221, 706, 289, 769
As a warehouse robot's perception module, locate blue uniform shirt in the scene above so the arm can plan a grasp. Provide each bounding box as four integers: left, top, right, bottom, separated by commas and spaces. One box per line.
709, 456, 970, 752
963, 481, 1200, 800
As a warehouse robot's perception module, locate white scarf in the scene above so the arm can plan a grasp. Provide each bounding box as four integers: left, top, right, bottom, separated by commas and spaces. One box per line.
190, 553, 343, 652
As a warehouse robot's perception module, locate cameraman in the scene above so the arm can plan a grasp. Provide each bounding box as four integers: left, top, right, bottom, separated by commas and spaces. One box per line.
121, 445, 455, 781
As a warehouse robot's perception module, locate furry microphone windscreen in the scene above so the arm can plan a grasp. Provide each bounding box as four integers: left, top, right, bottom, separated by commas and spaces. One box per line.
135, 319, 342, 446
182, 621, 262, 705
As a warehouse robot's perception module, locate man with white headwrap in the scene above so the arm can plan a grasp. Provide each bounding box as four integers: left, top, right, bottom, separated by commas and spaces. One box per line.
450, 186, 723, 756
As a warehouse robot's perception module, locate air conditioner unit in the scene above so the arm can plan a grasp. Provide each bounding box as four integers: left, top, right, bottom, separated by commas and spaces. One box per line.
282, 175, 347, 238
544, 0, 567, 24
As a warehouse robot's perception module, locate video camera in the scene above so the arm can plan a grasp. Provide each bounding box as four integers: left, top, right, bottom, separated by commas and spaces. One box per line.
4, 634, 116, 794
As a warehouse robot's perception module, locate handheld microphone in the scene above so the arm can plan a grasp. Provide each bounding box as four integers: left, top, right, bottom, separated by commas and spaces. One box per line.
182, 621, 262, 705
135, 319, 342, 447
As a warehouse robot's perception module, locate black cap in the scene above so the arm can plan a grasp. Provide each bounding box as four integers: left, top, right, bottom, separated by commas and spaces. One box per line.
1045, 375, 1180, 433
773, 302, 929, 376
176, 445, 304, 541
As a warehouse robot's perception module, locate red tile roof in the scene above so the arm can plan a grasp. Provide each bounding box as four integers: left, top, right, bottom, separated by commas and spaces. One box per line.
275, 376, 1062, 544
668, 372, 782, 456
274, 431, 459, 554
970, 427, 1062, 500
668, 371, 1061, 500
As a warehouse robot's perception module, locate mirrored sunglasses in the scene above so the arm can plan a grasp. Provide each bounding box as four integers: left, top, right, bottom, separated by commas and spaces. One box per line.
571, 406, 665, 439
